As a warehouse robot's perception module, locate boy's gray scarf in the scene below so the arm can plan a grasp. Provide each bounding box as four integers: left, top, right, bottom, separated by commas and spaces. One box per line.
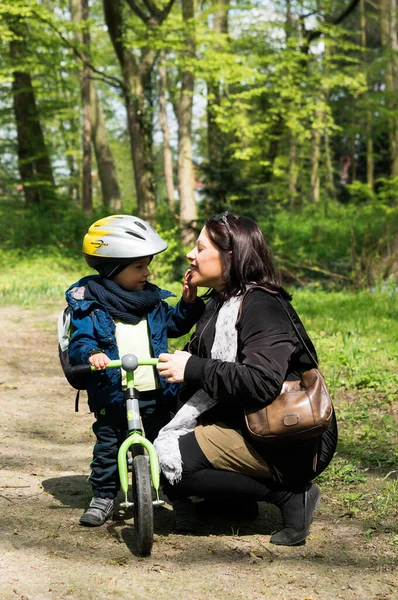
154, 295, 242, 484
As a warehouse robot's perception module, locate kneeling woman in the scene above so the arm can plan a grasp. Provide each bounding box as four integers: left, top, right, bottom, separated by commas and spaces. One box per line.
155, 213, 337, 546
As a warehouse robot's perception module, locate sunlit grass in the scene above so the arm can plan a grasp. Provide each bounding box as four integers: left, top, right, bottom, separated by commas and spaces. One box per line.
291, 290, 398, 534
292, 289, 397, 393
0, 252, 86, 306
0, 251, 186, 307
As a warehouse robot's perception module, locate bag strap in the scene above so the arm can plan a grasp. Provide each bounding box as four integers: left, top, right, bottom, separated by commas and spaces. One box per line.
273, 294, 318, 367
237, 286, 318, 367
75, 389, 80, 412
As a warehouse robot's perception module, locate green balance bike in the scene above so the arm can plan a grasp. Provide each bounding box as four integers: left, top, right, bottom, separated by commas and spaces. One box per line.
72, 353, 164, 556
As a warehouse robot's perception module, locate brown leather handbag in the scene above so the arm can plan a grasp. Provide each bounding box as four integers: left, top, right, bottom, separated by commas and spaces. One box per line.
241, 289, 334, 445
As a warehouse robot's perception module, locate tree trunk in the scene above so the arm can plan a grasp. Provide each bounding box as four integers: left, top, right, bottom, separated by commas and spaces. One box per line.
324, 129, 336, 214
103, 0, 156, 221
89, 87, 122, 211
380, 0, 398, 176
360, 0, 374, 189
70, 0, 121, 211
124, 78, 157, 223
322, 42, 336, 208
366, 108, 374, 189
389, 0, 398, 175
58, 66, 81, 204
288, 137, 298, 207
207, 0, 229, 183
9, 21, 56, 207
178, 0, 197, 245
310, 116, 322, 203
351, 137, 357, 181
285, 0, 299, 206
81, 0, 92, 215
158, 50, 175, 211
60, 118, 81, 204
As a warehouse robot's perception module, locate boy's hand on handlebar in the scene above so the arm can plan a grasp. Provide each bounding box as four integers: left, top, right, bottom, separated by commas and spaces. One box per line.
89, 352, 110, 370
182, 269, 197, 304
156, 351, 191, 383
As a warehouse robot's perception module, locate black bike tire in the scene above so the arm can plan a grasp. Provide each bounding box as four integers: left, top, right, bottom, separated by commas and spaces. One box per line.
132, 454, 154, 555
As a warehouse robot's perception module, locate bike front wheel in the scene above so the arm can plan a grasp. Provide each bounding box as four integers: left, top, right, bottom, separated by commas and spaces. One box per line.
131, 454, 154, 555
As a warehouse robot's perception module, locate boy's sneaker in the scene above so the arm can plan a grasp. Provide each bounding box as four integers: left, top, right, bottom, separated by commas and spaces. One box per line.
80, 498, 114, 527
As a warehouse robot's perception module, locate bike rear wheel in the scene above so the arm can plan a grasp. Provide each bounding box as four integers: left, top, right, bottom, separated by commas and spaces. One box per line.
131, 454, 154, 555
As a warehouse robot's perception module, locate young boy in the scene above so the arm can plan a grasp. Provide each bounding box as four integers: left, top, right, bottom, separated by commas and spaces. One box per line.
66, 214, 204, 527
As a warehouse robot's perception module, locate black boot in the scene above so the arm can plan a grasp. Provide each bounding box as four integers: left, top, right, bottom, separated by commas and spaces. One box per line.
270, 483, 321, 546
173, 498, 198, 533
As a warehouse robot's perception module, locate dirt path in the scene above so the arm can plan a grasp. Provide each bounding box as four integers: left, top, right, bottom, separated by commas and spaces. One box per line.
0, 305, 396, 600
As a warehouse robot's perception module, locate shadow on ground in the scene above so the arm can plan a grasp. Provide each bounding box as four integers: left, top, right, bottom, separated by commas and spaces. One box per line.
42, 475, 90, 509
41, 475, 283, 557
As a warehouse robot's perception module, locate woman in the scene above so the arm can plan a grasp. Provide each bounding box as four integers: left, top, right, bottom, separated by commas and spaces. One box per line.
155, 213, 338, 546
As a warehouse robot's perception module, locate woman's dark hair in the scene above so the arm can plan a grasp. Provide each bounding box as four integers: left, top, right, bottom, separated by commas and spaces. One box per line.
204, 213, 290, 301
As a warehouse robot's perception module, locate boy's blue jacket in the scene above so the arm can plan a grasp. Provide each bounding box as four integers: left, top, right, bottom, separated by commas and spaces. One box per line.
65, 275, 205, 412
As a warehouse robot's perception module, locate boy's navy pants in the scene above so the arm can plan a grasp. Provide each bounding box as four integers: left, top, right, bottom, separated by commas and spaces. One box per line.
89, 390, 171, 499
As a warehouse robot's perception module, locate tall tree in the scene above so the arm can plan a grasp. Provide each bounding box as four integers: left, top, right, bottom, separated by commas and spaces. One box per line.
310, 112, 322, 203
285, 0, 299, 206
380, 0, 398, 176
360, 0, 374, 189
80, 0, 93, 214
103, 0, 174, 222
8, 16, 56, 207
177, 0, 197, 244
158, 49, 175, 210
206, 0, 229, 208
70, 0, 121, 212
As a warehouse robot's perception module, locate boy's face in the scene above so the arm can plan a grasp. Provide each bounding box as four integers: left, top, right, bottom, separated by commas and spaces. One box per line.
113, 256, 151, 291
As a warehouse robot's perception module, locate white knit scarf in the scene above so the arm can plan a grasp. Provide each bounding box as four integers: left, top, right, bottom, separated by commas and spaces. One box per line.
153, 295, 242, 484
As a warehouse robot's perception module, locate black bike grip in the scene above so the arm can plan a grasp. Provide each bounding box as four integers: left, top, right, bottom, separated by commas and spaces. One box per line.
70, 364, 93, 377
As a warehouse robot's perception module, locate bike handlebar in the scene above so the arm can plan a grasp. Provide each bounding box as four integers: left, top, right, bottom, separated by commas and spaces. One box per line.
70, 353, 159, 377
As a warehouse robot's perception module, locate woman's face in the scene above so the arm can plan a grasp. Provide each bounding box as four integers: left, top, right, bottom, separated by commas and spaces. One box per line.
186, 227, 224, 290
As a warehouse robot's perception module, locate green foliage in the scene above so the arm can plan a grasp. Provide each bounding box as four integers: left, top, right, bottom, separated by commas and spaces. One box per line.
0, 199, 93, 253
258, 200, 398, 288
195, 7, 368, 208
376, 176, 398, 204
346, 181, 375, 204
150, 224, 187, 283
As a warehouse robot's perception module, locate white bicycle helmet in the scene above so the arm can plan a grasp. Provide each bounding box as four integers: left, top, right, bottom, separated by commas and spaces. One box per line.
83, 214, 167, 259
83, 215, 168, 278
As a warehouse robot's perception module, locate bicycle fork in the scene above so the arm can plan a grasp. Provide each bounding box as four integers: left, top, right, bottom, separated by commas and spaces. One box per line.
117, 385, 164, 509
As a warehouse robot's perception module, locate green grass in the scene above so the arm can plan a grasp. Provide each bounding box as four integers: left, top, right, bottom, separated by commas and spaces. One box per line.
0, 249, 186, 308
1, 254, 397, 535
292, 289, 397, 395
290, 290, 398, 534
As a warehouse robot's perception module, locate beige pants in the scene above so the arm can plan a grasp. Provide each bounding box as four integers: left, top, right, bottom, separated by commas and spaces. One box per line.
194, 421, 272, 478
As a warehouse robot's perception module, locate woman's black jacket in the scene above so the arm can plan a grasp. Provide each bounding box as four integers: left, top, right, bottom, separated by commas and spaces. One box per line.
180, 288, 338, 483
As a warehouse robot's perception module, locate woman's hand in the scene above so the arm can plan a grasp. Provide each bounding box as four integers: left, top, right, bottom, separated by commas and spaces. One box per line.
182, 269, 197, 303
156, 350, 191, 383
89, 352, 110, 370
